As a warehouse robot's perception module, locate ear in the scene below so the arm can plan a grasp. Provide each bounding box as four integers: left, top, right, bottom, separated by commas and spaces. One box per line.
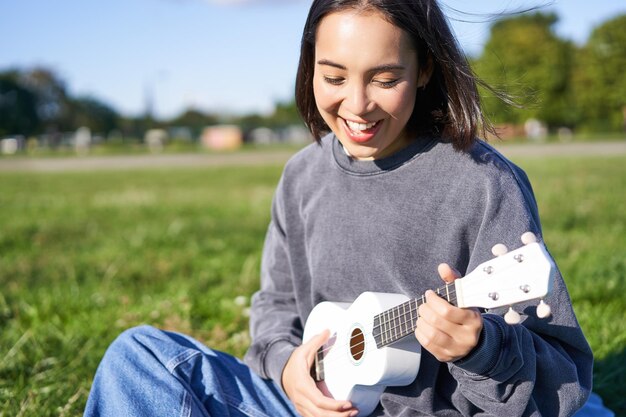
417, 53, 434, 88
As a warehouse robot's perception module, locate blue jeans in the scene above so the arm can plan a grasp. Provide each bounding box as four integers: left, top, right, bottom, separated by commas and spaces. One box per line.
83, 325, 299, 417
84, 325, 613, 417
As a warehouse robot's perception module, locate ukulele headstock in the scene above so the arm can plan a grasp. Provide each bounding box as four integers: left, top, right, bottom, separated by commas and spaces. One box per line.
456, 232, 555, 323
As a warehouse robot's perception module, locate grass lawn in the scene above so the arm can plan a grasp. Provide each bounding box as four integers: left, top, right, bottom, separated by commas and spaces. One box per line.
0, 152, 624, 416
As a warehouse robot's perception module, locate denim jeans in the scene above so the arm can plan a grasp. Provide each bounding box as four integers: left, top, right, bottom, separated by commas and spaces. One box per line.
83, 325, 299, 417
84, 325, 613, 417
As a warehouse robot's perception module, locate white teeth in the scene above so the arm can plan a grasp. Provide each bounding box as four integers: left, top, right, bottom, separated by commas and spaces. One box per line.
346, 120, 377, 131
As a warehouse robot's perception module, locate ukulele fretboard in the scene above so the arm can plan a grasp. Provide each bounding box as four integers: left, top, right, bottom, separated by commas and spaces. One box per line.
372, 283, 458, 348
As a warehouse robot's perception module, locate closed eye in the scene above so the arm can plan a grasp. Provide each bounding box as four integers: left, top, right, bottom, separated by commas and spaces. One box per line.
323, 76, 344, 86
374, 79, 400, 88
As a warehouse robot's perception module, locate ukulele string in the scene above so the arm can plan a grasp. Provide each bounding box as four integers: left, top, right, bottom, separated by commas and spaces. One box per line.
315, 287, 458, 359
313, 307, 435, 370
314, 288, 459, 366
314, 243, 540, 370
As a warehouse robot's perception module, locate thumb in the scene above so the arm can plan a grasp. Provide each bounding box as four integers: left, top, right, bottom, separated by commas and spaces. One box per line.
302, 329, 331, 370
437, 263, 462, 284
303, 329, 330, 354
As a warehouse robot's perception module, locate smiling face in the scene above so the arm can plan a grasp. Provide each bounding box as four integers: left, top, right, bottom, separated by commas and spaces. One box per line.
313, 10, 425, 160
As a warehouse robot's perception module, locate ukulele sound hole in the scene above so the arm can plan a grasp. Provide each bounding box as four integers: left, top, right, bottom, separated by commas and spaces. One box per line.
350, 328, 365, 361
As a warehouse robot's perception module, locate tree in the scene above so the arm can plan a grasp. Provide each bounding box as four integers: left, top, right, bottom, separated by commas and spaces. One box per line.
269, 100, 302, 127
70, 96, 120, 135
232, 100, 302, 131
167, 108, 219, 137
473, 12, 575, 128
572, 14, 626, 132
18, 67, 73, 132
0, 71, 40, 136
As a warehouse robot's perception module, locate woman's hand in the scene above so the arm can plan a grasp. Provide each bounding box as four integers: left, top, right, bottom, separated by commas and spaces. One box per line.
414, 263, 483, 363
281, 330, 358, 417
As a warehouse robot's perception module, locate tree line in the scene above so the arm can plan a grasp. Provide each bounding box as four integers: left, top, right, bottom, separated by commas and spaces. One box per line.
1, 11, 625, 140
0, 67, 301, 140
473, 12, 626, 133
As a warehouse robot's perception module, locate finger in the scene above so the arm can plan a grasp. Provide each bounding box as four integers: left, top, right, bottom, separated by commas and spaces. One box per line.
415, 314, 450, 344
309, 391, 355, 414
297, 385, 355, 416
303, 329, 331, 361
423, 290, 472, 325
418, 295, 483, 357
417, 298, 459, 338
414, 319, 456, 360
418, 296, 456, 339
284, 332, 331, 392
290, 377, 354, 416
306, 329, 331, 349
298, 332, 356, 414
437, 263, 462, 284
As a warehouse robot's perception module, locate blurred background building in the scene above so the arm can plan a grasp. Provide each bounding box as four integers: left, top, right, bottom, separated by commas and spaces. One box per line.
0, 0, 625, 155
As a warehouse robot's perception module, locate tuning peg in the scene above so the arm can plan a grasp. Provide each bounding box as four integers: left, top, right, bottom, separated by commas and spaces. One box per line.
491, 243, 508, 257
521, 232, 537, 245
504, 307, 521, 324
536, 300, 551, 318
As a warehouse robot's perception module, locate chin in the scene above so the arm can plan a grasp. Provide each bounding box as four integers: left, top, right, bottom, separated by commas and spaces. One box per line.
344, 145, 378, 160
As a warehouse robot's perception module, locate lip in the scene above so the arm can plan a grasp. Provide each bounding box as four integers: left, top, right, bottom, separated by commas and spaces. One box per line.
341, 118, 382, 144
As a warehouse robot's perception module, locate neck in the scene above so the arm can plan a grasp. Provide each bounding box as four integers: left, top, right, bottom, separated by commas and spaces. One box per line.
373, 282, 458, 348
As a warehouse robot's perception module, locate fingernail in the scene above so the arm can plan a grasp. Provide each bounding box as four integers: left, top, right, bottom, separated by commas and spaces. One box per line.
349, 411, 358, 417
342, 402, 352, 410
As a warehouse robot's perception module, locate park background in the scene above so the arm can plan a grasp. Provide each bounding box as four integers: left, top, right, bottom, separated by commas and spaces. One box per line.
1, 0, 625, 415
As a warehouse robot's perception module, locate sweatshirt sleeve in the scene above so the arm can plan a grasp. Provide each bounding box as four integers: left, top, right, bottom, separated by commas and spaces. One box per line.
243, 175, 302, 385
447, 150, 593, 417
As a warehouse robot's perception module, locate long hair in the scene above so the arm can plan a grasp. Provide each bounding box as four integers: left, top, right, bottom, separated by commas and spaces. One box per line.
295, 0, 492, 151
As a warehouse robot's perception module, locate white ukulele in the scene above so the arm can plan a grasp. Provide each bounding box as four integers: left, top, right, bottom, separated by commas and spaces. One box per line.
302, 232, 555, 416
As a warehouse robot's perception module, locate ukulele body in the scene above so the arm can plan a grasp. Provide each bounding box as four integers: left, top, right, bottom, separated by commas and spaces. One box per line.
301, 238, 556, 416
302, 292, 422, 416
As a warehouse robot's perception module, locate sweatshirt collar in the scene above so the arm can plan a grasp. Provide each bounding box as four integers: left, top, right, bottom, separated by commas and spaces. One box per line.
331, 134, 436, 175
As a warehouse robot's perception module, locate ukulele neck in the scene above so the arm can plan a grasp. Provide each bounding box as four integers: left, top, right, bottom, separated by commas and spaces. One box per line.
373, 282, 457, 348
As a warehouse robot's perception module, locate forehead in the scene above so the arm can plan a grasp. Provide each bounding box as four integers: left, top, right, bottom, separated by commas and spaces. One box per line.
315, 10, 414, 64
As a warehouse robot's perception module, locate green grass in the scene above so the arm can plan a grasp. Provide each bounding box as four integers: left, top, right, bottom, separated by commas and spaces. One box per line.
513, 156, 626, 415
0, 140, 307, 159
0, 153, 624, 416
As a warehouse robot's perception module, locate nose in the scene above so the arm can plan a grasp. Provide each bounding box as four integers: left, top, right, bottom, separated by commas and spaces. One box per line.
344, 82, 373, 116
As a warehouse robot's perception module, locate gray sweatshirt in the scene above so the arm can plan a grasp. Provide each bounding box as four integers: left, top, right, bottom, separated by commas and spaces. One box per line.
244, 134, 593, 416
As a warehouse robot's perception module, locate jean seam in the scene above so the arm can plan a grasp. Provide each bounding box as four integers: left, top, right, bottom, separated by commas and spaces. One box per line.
167, 350, 212, 417
166, 348, 287, 417
179, 390, 192, 417
167, 348, 202, 372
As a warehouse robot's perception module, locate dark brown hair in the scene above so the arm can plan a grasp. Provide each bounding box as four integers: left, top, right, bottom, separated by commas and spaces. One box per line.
295, 0, 492, 151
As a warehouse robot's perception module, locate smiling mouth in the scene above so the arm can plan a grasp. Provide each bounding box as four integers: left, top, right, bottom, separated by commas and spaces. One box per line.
344, 119, 381, 135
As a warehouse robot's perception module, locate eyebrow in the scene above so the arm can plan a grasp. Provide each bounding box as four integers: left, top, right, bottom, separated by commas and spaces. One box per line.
317, 59, 405, 72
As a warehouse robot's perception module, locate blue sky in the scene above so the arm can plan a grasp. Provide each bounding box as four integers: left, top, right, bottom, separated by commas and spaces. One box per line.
1, 0, 625, 119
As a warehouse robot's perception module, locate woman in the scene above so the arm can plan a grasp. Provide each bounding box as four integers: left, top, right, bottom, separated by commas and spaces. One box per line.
84, 1, 604, 416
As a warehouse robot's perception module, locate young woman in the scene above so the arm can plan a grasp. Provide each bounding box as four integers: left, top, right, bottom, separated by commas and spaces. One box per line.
84, 1, 604, 416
